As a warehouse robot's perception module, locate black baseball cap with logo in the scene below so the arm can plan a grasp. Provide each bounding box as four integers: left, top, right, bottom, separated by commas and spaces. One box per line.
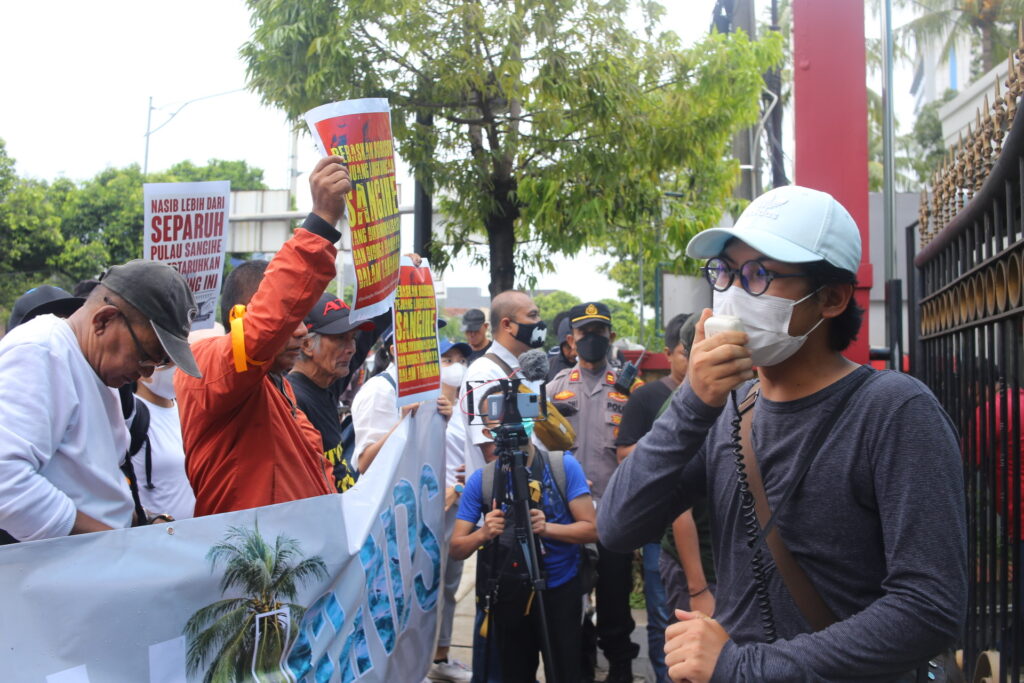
6, 285, 84, 332
100, 260, 202, 378
569, 301, 612, 329
305, 292, 375, 335
461, 308, 486, 332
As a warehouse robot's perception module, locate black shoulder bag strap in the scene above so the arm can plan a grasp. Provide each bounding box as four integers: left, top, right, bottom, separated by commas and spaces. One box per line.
739, 367, 877, 632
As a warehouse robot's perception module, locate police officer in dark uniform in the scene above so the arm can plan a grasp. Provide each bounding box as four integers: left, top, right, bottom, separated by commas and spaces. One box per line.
548, 301, 643, 683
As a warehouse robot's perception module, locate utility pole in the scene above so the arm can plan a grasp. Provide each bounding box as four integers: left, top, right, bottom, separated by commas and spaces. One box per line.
718, 0, 760, 200
413, 110, 434, 262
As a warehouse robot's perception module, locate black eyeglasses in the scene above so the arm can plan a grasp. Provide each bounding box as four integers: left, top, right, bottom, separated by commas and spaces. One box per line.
104, 297, 172, 369
700, 258, 810, 297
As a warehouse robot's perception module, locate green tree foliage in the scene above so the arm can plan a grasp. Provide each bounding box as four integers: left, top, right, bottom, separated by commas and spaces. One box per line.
895, 0, 1024, 75
0, 142, 268, 322
184, 524, 327, 683
168, 159, 268, 190
534, 289, 580, 347
242, 0, 782, 297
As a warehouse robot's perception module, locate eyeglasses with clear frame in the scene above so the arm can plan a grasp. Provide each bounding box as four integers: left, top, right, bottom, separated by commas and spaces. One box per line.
700, 258, 810, 297
104, 297, 173, 369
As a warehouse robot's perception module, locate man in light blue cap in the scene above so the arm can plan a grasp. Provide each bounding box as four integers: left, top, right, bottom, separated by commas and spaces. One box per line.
597, 185, 966, 682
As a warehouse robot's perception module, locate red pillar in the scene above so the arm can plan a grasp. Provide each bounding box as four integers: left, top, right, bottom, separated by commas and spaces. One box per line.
792, 0, 872, 365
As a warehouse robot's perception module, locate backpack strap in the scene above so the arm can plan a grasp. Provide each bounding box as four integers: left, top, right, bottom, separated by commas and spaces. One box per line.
380, 372, 397, 391
484, 352, 516, 377
545, 450, 568, 503
481, 460, 496, 506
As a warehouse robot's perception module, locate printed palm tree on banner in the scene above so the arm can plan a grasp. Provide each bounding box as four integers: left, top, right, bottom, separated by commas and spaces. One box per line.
185, 523, 327, 683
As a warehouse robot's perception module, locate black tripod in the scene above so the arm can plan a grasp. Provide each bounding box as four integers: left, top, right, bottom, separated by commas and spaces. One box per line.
479, 385, 558, 682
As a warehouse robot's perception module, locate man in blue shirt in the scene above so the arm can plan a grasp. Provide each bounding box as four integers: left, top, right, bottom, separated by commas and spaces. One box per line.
451, 389, 597, 683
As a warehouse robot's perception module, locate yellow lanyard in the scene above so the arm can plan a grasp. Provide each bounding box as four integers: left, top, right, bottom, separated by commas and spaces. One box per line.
228, 304, 267, 373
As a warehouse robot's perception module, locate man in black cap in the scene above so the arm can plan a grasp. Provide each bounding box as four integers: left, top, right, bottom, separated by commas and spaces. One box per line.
548, 301, 642, 683
0, 260, 200, 541
5, 285, 83, 332
288, 292, 374, 493
461, 308, 491, 362
546, 312, 576, 381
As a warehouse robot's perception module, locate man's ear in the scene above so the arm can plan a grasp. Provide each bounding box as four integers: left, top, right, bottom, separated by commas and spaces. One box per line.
300, 335, 316, 353
610, 330, 617, 343
481, 427, 493, 441
566, 334, 577, 352
92, 305, 119, 336
820, 283, 855, 320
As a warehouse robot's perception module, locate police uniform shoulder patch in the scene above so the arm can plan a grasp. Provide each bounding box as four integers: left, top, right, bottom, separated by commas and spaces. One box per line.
608, 391, 628, 402
631, 378, 644, 391
569, 369, 581, 382
605, 371, 616, 385
553, 390, 576, 401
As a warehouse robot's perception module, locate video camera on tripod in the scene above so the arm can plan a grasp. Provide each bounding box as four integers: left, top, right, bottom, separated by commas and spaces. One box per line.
466, 374, 562, 683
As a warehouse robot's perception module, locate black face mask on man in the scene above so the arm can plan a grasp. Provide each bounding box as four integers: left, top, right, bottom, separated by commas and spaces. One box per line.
576, 332, 610, 363
512, 319, 547, 348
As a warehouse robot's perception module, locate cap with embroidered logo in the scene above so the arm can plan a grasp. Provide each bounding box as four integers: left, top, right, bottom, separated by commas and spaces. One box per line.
685, 185, 861, 274
569, 302, 612, 329
305, 292, 375, 335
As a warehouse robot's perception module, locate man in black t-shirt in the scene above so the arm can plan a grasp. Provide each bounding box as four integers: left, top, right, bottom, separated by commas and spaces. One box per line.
288, 292, 374, 492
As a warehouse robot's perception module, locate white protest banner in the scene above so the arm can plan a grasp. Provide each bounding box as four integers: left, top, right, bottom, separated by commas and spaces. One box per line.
144, 180, 231, 330
304, 99, 401, 325
0, 406, 448, 682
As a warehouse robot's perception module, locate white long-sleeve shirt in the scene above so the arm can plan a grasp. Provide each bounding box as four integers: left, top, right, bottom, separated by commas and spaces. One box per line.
350, 364, 400, 472
0, 315, 132, 540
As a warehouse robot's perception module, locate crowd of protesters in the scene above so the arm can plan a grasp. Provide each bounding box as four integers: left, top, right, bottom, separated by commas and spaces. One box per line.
0, 157, 975, 682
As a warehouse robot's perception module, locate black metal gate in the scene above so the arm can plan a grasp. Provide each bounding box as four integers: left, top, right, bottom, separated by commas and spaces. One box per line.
911, 61, 1024, 682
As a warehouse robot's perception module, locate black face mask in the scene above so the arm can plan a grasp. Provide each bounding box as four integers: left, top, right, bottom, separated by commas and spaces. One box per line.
512, 319, 547, 348
576, 332, 610, 363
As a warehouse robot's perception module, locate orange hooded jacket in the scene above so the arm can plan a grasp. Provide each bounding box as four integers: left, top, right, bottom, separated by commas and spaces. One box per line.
175, 216, 339, 516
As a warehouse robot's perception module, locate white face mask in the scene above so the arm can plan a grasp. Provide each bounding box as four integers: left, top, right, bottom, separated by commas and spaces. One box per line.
712, 286, 824, 367
440, 362, 467, 388
144, 366, 177, 400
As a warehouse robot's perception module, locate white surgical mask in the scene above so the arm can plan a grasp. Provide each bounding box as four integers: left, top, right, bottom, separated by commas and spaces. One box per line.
145, 366, 177, 400
440, 362, 467, 388
713, 286, 824, 367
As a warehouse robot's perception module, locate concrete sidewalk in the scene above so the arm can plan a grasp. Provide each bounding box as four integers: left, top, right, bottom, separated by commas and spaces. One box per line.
446, 556, 660, 682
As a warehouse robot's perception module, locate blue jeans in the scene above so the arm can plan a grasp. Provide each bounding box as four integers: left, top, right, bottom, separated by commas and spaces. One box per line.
643, 543, 671, 682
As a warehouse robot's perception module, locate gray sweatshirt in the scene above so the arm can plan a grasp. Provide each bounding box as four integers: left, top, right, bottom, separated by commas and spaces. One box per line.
598, 367, 967, 682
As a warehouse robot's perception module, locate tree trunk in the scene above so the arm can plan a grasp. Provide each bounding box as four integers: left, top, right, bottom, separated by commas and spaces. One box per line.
485, 176, 519, 297
981, 23, 994, 74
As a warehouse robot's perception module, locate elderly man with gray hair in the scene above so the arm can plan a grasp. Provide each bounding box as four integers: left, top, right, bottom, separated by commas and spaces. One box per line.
0, 261, 200, 541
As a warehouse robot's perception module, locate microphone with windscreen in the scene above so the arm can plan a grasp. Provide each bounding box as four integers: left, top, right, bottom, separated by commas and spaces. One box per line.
518, 348, 550, 382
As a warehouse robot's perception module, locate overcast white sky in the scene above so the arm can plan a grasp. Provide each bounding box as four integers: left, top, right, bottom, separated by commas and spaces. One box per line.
0, 1, 914, 304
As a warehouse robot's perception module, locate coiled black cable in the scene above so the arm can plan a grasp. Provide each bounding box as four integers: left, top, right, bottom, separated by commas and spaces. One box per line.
730, 388, 778, 643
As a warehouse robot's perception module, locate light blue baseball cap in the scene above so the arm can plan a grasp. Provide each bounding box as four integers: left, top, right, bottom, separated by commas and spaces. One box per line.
686, 185, 862, 274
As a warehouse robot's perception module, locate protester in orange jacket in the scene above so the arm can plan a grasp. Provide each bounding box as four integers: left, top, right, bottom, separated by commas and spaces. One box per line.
175, 157, 350, 516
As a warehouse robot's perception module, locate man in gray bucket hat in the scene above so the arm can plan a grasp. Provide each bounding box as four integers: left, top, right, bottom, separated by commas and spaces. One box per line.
0, 259, 200, 541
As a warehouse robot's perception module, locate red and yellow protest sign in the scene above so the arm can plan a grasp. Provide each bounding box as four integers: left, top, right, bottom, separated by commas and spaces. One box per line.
392, 257, 441, 407
143, 180, 230, 330
304, 98, 401, 324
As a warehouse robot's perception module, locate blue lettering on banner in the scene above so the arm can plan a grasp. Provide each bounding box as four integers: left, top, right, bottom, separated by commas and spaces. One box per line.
414, 464, 441, 610
285, 463, 444, 680
339, 606, 372, 683
379, 507, 409, 633
359, 533, 397, 655
393, 479, 417, 563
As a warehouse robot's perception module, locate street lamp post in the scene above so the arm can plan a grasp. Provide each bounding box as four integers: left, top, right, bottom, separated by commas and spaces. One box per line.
142, 88, 245, 175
